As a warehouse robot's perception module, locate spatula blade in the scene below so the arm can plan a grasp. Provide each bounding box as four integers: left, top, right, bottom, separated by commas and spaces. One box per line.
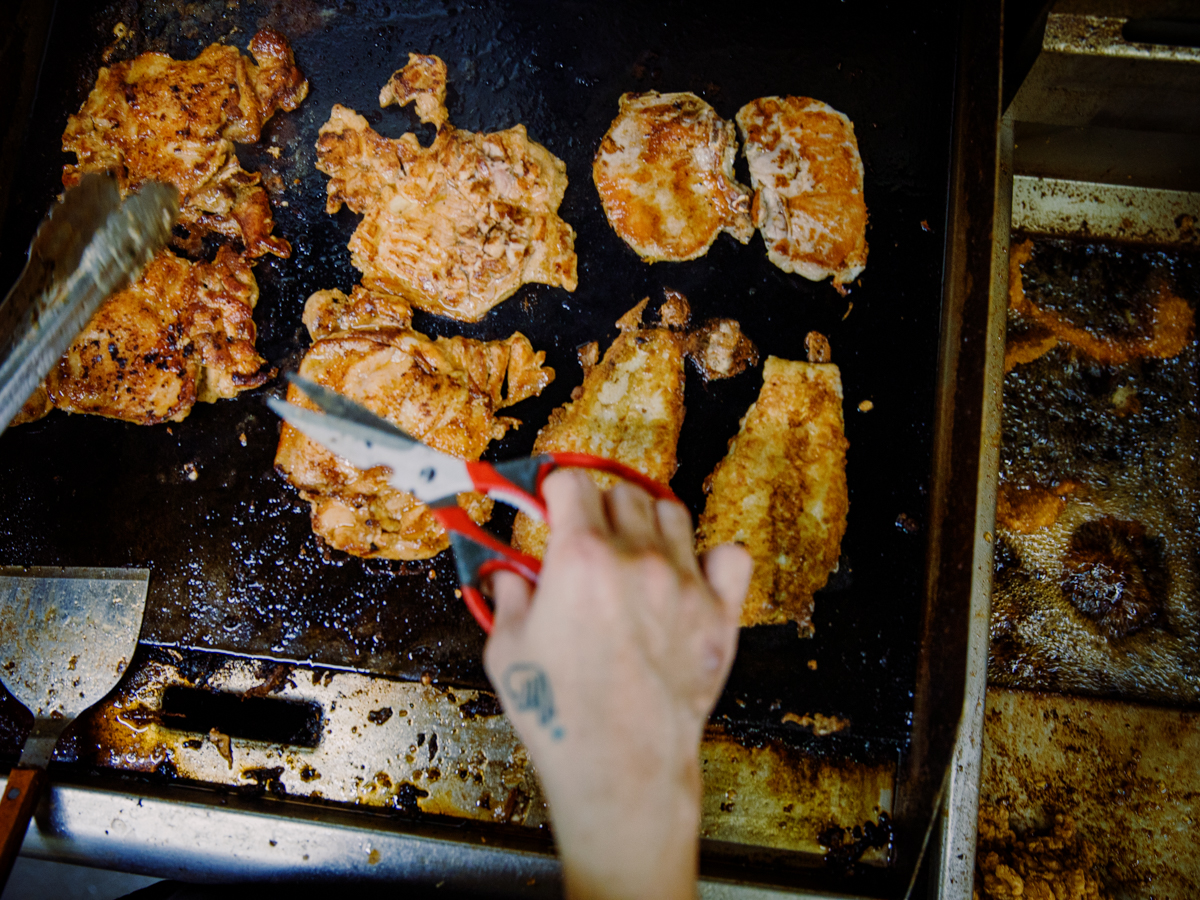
0, 567, 149, 766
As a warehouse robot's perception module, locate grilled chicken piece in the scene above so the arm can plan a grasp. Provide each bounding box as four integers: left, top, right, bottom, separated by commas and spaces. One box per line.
736, 97, 868, 292
62, 29, 308, 259
511, 290, 756, 558
274, 289, 554, 560
593, 91, 753, 263
18, 247, 270, 425
379, 52, 448, 128
316, 55, 577, 322
696, 354, 849, 636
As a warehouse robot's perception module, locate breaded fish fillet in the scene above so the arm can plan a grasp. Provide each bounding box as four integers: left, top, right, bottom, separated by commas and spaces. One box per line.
274, 287, 554, 560
695, 355, 849, 635
736, 96, 867, 292
62, 29, 307, 259
512, 291, 757, 558
17, 247, 270, 425
594, 91, 753, 263
316, 54, 577, 322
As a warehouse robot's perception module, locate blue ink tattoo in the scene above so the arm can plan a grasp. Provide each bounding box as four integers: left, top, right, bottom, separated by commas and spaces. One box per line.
503, 663, 564, 740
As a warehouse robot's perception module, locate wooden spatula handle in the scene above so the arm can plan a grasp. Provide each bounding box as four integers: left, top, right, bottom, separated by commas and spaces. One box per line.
0, 767, 44, 887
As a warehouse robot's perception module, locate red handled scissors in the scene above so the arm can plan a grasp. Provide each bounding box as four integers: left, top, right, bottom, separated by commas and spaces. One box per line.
267, 374, 677, 632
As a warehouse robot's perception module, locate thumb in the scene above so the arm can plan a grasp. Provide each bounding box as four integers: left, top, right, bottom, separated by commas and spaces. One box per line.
701, 543, 752, 623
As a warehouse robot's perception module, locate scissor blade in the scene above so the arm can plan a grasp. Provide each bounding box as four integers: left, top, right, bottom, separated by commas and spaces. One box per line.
266, 394, 475, 503
0, 175, 178, 435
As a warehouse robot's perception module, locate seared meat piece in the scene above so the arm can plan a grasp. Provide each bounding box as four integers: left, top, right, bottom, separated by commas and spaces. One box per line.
511, 291, 755, 557
736, 96, 868, 292
316, 54, 577, 322
379, 52, 448, 128
275, 289, 554, 560
302, 285, 416, 340
593, 91, 753, 263
62, 29, 308, 258
695, 354, 849, 635
24, 247, 270, 425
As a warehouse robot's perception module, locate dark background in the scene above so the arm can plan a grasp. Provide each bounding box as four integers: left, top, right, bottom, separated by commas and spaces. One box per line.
0, 0, 958, 755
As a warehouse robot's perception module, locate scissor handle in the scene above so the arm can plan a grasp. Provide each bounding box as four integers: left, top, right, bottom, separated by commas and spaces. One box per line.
468, 453, 677, 519
537, 452, 678, 504
445, 455, 676, 632
434, 504, 542, 633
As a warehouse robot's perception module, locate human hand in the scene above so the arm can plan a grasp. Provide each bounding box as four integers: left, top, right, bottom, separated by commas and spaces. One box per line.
483, 469, 752, 900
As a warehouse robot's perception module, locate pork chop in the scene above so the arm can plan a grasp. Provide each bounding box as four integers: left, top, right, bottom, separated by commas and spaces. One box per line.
736, 96, 867, 292
593, 91, 752, 263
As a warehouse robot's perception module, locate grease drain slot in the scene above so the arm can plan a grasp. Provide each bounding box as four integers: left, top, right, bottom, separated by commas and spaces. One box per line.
160, 685, 322, 748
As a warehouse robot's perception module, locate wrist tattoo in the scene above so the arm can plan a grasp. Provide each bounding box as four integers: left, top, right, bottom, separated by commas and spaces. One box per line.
502, 663, 564, 741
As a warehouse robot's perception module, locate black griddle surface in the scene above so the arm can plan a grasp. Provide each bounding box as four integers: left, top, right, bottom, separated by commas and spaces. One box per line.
0, 0, 957, 750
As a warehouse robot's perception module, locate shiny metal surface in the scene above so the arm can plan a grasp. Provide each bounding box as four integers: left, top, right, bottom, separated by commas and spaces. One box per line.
0, 568, 148, 768
1011, 176, 1200, 244
52, 650, 897, 862
14, 778, 865, 899
933, 109, 1013, 900
0, 177, 177, 434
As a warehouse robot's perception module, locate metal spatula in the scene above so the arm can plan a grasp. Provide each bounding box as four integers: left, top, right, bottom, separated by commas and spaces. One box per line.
0, 567, 149, 886
0, 173, 178, 435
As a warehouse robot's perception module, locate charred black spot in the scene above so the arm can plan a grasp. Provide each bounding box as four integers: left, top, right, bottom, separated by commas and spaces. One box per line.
819, 812, 892, 876
240, 765, 286, 797
367, 707, 392, 726
1061, 517, 1167, 639
458, 693, 503, 720
391, 781, 429, 816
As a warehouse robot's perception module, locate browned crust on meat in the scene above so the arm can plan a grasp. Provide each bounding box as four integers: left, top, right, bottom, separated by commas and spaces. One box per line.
274, 297, 554, 560
61, 29, 307, 259
593, 91, 752, 263
695, 356, 849, 635
39, 247, 268, 424
511, 296, 691, 558
379, 52, 449, 127
736, 96, 867, 290
316, 55, 577, 322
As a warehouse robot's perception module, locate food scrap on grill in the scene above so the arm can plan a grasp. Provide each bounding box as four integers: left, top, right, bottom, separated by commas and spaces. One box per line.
62, 28, 308, 259
995, 480, 1081, 534
316, 53, 578, 322
17, 248, 270, 425
695, 339, 849, 636
274, 286, 554, 560
736, 96, 868, 292
511, 290, 756, 557
1006, 238, 1195, 370
593, 91, 753, 263
974, 806, 1112, 900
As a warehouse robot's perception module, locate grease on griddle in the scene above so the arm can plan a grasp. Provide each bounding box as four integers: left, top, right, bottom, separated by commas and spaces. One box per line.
993, 235, 1200, 703
457, 692, 503, 720
818, 812, 891, 875
1007, 237, 1195, 370
240, 765, 286, 797
1061, 517, 1167, 639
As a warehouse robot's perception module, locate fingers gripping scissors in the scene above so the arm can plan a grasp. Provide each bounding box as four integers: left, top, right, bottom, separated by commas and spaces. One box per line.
267, 374, 677, 633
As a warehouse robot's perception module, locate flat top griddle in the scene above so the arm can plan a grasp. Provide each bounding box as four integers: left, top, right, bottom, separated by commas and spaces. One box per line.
0, 0, 958, 756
